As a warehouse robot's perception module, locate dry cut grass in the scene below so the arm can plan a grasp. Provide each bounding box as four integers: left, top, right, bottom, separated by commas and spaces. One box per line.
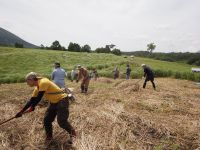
0, 78, 200, 150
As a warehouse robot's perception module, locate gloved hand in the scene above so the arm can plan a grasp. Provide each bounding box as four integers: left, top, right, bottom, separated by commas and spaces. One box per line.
15, 110, 23, 118
142, 76, 145, 79
28, 106, 35, 112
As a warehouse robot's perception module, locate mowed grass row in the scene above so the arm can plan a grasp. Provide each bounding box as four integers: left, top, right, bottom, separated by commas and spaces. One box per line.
0, 46, 199, 83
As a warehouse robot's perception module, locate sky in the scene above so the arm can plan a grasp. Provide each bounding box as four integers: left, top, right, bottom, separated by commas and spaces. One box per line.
0, 0, 200, 52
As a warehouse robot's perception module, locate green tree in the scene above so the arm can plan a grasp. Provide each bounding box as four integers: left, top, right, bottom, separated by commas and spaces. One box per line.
147, 42, 156, 53
111, 48, 121, 56
50, 40, 62, 50
81, 44, 91, 52
95, 47, 109, 53
40, 44, 45, 49
68, 42, 81, 52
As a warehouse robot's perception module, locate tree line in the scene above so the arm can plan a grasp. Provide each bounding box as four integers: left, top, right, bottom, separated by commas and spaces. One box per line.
123, 51, 200, 66
40, 41, 121, 56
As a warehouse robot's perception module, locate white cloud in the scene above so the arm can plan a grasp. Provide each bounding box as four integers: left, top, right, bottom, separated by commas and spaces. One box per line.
0, 0, 199, 52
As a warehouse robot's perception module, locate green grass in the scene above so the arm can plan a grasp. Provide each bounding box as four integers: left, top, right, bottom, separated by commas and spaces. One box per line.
0, 46, 199, 83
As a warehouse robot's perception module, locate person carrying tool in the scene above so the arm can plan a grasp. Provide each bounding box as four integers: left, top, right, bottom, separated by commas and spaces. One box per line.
76, 65, 90, 93
15, 72, 76, 144
141, 64, 156, 90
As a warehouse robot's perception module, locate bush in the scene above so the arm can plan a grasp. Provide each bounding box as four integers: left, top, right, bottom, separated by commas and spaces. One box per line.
96, 64, 105, 70
154, 69, 169, 77
174, 72, 181, 79
15, 43, 24, 48
194, 60, 200, 66
187, 73, 195, 81
86, 65, 93, 70
98, 71, 113, 78
194, 74, 200, 82
132, 72, 142, 79
180, 72, 188, 80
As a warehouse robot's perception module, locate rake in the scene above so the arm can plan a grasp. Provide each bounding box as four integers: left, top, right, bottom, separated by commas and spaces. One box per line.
0, 111, 31, 126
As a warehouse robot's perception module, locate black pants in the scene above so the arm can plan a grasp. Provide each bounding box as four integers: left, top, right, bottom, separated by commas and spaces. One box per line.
143, 78, 156, 89
44, 97, 74, 137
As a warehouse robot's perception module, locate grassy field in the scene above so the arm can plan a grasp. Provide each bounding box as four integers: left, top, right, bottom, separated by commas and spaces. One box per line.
0, 78, 200, 149
0, 46, 200, 149
0, 46, 200, 83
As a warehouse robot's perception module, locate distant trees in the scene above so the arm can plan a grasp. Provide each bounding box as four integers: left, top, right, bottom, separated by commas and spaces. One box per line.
15, 42, 23, 48
40, 41, 66, 50
68, 42, 81, 52
40, 44, 45, 49
95, 44, 121, 55
50, 40, 62, 50
111, 48, 121, 56
81, 44, 91, 52
123, 51, 200, 66
147, 43, 156, 53
39, 41, 121, 55
95, 47, 110, 53
187, 56, 200, 66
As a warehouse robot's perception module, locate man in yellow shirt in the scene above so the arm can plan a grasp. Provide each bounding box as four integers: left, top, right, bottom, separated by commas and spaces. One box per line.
15, 72, 76, 144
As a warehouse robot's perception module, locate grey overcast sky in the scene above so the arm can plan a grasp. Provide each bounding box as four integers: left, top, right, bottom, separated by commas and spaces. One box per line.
0, 0, 199, 52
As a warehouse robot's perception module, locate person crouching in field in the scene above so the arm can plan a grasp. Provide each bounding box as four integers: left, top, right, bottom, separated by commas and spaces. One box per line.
141, 64, 156, 90
76, 65, 90, 93
15, 72, 76, 144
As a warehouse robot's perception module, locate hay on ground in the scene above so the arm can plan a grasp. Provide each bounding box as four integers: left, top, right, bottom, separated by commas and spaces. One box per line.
116, 80, 140, 93
97, 77, 113, 83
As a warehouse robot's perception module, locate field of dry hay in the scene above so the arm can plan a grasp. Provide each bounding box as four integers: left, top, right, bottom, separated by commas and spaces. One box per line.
0, 78, 200, 150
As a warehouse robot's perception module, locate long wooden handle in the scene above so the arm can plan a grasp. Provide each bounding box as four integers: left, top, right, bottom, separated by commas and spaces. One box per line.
0, 116, 16, 126
0, 110, 30, 126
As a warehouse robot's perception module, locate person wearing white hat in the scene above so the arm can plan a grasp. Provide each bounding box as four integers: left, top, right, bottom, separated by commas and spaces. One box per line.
141, 64, 156, 90
15, 72, 76, 144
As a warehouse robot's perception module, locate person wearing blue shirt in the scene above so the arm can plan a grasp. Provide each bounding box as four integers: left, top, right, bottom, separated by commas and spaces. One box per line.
51, 62, 67, 88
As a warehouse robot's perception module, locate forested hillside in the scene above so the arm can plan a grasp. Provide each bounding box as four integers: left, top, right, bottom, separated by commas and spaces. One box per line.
123, 51, 200, 66
0, 27, 38, 48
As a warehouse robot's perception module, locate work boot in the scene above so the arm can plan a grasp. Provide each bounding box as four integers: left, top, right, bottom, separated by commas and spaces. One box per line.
71, 129, 76, 138
84, 88, 88, 93
66, 129, 76, 145
81, 85, 85, 93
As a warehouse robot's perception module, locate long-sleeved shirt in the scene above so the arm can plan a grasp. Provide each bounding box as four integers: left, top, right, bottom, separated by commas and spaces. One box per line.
144, 66, 154, 79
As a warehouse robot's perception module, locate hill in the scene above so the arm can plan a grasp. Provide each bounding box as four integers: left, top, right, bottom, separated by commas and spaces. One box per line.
0, 27, 38, 48
0, 46, 200, 83
0, 78, 200, 149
